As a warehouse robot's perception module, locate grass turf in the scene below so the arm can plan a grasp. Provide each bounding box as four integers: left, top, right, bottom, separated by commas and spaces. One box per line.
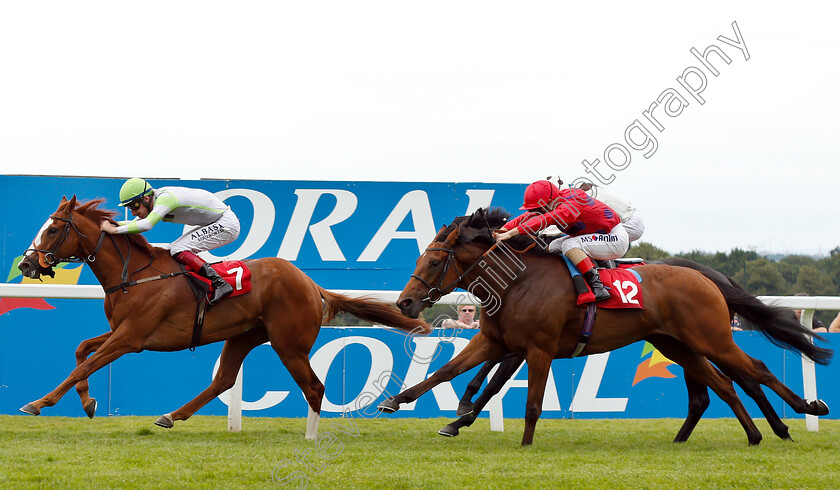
1, 415, 838, 489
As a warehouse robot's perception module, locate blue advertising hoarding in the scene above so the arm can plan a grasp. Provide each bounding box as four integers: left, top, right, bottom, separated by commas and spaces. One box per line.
0, 176, 836, 421
0, 176, 525, 290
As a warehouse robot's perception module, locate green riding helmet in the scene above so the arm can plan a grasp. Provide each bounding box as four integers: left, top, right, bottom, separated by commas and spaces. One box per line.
119, 178, 155, 206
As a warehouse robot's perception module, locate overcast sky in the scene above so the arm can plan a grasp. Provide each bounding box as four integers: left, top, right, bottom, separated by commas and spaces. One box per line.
2, 2, 838, 255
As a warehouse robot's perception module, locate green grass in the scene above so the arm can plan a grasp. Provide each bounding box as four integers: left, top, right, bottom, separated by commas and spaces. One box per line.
1, 415, 838, 489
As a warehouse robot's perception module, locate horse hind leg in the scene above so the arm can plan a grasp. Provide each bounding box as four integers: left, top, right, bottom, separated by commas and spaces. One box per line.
156, 327, 268, 429
709, 345, 829, 417
651, 336, 762, 445
719, 363, 792, 441
276, 354, 324, 440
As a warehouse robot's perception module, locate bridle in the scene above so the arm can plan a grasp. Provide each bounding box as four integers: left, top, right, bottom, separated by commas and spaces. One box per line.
27, 212, 106, 267
411, 211, 540, 305
26, 209, 185, 294
411, 241, 512, 305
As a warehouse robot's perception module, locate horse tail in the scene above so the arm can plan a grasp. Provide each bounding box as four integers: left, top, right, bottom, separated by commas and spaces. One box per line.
317, 287, 432, 335
657, 258, 832, 365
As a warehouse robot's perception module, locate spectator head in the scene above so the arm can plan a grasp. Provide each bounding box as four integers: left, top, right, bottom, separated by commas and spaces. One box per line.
458, 304, 477, 324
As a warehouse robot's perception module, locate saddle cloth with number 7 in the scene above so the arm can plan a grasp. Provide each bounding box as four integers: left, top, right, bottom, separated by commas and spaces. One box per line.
185, 260, 252, 302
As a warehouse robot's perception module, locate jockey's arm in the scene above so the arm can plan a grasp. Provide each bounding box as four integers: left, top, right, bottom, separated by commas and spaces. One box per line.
493, 227, 520, 243
113, 194, 178, 234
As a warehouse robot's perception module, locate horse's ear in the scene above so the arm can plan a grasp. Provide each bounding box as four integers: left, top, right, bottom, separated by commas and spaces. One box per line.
68, 195, 77, 210
444, 226, 461, 245
60, 196, 68, 204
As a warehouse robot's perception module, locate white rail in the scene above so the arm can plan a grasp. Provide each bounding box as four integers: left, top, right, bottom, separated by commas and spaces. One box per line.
1, 284, 834, 432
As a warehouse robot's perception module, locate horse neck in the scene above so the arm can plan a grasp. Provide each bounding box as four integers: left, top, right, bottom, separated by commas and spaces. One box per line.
457, 242, 558, 302
75, 215, 159, 289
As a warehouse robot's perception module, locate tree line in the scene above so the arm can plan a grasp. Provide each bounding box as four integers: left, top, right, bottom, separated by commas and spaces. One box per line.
629, 242, 840, 323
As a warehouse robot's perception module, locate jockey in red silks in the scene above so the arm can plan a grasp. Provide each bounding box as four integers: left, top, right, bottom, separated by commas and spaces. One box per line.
493, 179, 629, 301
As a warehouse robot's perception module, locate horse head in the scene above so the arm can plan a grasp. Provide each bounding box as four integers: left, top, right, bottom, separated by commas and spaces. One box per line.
18, 195, 98, 280
396, 208, 506, 318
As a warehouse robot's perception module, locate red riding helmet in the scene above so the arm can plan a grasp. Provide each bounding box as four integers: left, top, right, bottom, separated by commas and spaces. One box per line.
520, 180, 561, 210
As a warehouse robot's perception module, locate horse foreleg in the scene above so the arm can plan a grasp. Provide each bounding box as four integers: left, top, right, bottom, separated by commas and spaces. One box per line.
456, 359, 499, 417
156, 328, 268, 429
674, 374, 711, 443
521, 348, 554, 446
647, 336, 711, 443
378, 332, 507, 414
73, 332, 112, 418
440, 354, 524, 437
20, 332, 140, 416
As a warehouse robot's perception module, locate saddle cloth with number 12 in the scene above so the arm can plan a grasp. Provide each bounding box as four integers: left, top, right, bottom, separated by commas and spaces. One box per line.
573, 267, 644, 309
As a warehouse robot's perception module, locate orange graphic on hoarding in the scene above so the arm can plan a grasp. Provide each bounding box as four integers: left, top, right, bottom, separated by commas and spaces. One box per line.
633, 342, 678, 386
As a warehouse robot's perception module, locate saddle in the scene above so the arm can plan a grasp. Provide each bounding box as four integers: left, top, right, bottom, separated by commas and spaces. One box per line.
180, 260, 253, 350
563, 257, 645, 357
182, 260, 252, 303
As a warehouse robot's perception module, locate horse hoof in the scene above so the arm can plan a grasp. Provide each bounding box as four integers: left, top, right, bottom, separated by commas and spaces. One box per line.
84, 399, 97, 419
456, 402, 475, 417
154, 414, 174, 428
438, 425, 459, 437
814, 399, 829, 416
19, 403, 40, 416
377, 399, 400, 413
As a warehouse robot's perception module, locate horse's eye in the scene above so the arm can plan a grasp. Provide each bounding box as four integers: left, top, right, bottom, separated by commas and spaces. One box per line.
430, 259, 441, 267
47, 227, 59, 236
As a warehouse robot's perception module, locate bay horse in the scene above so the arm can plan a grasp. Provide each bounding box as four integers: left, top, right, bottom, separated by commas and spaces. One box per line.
16, 196, 430, 438
439, 257, 820, 442
378, 208, 831, 446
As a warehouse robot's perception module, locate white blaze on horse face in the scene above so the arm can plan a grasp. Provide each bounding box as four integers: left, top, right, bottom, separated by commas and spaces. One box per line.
19, 217, 58, 270
32, 217, 54, 249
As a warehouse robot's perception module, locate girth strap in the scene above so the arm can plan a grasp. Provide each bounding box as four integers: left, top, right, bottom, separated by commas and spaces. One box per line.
190, 297, 208, 351
571, 302, 597, 357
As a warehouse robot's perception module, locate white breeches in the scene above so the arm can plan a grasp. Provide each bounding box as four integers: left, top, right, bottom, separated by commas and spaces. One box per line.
548, 222, 629, 260
168, 210, 241, 255
622, 209, 645, 243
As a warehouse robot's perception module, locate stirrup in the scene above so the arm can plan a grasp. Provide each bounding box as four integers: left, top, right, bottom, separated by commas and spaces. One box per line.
208, 279, 233, 304
591, 287, 610, 302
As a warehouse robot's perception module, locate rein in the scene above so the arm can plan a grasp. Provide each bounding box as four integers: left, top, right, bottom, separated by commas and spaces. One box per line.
412, 239, 538, 305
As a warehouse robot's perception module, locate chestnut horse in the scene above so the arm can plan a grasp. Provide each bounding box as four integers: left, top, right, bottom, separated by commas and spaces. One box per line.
378, 208, 831, 446
17, 196, 430, 438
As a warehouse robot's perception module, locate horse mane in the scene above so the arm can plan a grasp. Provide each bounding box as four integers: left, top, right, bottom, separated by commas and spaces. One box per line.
74, 199, 163, 257
438, 207, 553, 256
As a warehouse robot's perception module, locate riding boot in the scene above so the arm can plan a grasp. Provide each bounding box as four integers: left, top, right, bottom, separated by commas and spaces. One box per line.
200, 263, 234, 304
173, 251, 233, 304
582, 269, 611, 302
